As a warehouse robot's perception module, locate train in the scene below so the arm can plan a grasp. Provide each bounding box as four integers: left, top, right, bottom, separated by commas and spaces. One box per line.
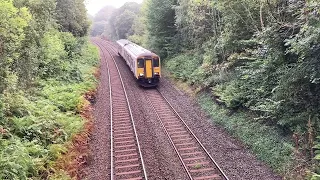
117, 39, 161, 87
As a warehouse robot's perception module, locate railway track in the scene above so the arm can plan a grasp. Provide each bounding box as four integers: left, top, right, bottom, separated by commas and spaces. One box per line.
145, 89, 229, 180
92, 39, 148, 180
95, 38, 229, 179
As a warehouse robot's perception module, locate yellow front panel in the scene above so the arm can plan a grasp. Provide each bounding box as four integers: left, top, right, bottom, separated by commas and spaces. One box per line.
146, 60, 152, 78
137, 68, 144, 78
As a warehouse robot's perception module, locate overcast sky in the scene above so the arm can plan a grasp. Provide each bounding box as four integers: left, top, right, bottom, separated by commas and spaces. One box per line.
86, 0, 143, 15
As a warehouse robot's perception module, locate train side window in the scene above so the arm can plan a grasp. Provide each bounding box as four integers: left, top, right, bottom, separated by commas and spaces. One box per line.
138, 59, 144, 68
153, 58, 159, 67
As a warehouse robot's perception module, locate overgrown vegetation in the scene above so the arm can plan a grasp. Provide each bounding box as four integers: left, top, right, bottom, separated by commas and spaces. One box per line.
0, 0, 98, 178
198, 94, 294, 174
97, 0, 320, 178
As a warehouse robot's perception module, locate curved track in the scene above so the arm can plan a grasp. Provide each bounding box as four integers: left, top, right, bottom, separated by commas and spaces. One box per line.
145, 89, 229, 180
94, 38, 229, 180
92, 38, 148, 180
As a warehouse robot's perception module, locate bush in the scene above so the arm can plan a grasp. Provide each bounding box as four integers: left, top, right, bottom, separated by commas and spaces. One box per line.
165, 53, 202, 82
198, 94, 294, 173
0, 40, 98, 179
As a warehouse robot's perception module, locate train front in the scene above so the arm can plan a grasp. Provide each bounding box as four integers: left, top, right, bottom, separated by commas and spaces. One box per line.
136, 53, 161, 87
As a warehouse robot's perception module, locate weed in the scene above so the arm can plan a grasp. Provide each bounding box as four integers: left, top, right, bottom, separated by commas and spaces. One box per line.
194, 164, 202, 169
197, 93, 295, 174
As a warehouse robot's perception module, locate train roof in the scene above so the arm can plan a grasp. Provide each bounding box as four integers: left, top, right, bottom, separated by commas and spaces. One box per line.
117, 39, 158, 57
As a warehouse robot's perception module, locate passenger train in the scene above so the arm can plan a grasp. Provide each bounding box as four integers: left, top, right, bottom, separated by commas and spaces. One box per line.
117, 39, 161, 87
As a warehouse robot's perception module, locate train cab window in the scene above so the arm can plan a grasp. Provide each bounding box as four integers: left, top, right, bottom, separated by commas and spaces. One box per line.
138, 59, 144, 68
153, 58, 159, 67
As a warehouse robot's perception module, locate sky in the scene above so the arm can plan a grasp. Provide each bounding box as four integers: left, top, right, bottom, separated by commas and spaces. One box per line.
85, 0, 143, 15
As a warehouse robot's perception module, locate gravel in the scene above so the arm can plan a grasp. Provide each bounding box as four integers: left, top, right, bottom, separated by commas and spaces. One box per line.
113, 44, 189, 180
85, 39, 111, 180
86, 38, 282, 180
157, 78, 283, 180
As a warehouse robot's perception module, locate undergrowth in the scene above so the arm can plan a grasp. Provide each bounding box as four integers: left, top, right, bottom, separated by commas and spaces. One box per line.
197, 94, 294, 174
0, 42, 98, 179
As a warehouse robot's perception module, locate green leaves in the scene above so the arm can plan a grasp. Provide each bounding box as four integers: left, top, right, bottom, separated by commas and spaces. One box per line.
146, 0, 177, 57
0, 0, 31, 93
55, 0, 89, 37
103, 2, 141, 40
0, 0, 96, 178
0, 42, 98, 179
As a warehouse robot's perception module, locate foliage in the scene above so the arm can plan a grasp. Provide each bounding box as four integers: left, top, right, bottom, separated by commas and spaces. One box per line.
165, 53, 202, 82
0, 0, 31, 93
164, 0, 320, 133
145, 0, 177, 58
0, 0, 98, 178
198, 94, 294, 172
128, 0, 149, 46
113, 0, 320, 176
0, 42, 98, 179
101, 2, 140, 40
90, 6, 115, 37
55, 0, 89, 37
311, 137, 320, 179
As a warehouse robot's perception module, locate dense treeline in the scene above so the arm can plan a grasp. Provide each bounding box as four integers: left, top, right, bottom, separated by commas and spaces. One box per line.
90, 6, 115, 36
99, 0, 320, 178
90, 2, 140, 40
0, 0, 97, 179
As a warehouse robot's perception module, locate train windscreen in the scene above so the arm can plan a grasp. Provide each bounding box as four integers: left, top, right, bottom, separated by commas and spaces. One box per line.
153, 58, 159, 67
138, 59, 144, 68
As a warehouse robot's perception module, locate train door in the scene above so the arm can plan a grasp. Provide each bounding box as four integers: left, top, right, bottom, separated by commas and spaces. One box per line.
145, 59, 153, 78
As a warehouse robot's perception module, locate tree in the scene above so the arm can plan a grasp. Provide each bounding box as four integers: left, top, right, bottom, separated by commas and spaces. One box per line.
146, 0, 177, 58
115, 10, 137, 39
90, 6, 115, 36
0, 0, 31, 93
128, 0, 149, 46
56, 0, 90, 37
12, 0, 57, 87
104, 2, 140, 40
91, 21, 107, 36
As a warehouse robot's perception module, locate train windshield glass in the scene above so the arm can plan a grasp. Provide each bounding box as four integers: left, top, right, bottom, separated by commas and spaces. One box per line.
138, 59, 144, 68
153, 58, 159, 67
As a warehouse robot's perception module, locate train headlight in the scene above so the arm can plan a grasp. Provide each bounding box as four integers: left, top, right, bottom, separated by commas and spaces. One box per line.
139, 73, 144, 77
154, 72, 159, 75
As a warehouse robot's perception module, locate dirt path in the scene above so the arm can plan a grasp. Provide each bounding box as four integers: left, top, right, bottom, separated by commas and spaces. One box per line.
85, 38, 282, 180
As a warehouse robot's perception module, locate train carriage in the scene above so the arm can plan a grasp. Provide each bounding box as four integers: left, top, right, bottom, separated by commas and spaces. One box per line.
117, 39, 161, 87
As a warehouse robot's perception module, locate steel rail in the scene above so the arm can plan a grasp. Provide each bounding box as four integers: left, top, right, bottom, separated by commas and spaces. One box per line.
97, 39, 148, 180
100, 39, 118, 55
90, 39, 115, 179
156, 88, 229, 180
145, 92, 194, 179
98, 38, 228, 179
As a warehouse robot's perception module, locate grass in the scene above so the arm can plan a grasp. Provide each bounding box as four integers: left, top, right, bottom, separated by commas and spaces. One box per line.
163, 66, 296, 176
197, 94, 295, 174
0, 42, 99, 179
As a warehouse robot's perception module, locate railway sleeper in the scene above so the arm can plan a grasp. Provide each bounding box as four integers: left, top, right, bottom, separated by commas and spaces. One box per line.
113, 129, 132, 134
187, 161, 210, 167
115, 158, 139, 165
115, 164, 140, 170
115, 153, 138, 159
113, 123, 132, 129
115, 170, 142, 177
114, 144, 136, 150
169, 131, 188, 136
181, 151, 202, 156
113, 127, 132, 132
174, 141, 195, 146
172, 137, 193, 142
166, 127, 185, 131
113, 122, 132, 127
193, 174, 222, 180
183, 156, 206, 162
114, 140, 136, 146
